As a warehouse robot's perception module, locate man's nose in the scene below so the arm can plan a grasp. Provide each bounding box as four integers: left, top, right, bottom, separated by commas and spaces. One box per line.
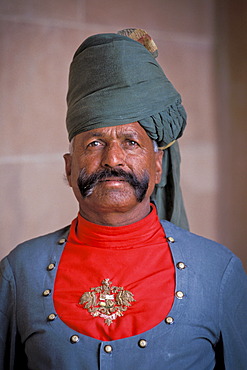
101, 142, 125, 168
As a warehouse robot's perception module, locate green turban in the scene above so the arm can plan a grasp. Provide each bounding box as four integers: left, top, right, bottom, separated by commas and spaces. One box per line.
66, 32, 189, 230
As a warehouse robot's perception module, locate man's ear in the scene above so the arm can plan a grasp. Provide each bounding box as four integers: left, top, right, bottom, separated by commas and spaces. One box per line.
63, 153, 72, 187
155, 150, 163, 184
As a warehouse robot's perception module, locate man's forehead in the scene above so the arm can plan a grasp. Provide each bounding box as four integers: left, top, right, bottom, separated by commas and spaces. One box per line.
74, 122, 150, 141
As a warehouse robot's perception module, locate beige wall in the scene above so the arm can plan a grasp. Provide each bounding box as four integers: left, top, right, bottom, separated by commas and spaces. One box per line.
215, 0, 247, 270
0, 0, 246, 270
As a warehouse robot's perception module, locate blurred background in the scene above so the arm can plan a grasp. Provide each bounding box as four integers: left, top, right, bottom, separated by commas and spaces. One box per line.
0, 0, 246, 271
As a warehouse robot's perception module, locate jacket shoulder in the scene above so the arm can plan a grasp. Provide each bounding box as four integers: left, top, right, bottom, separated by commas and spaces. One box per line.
6, 226, 70, 267
160, 220, 239, 267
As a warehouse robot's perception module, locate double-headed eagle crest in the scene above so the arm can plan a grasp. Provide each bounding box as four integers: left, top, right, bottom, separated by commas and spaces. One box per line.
79, 278, 135, 326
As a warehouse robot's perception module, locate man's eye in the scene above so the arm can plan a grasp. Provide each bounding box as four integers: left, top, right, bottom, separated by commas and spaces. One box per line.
126, 140, 139, 147
88, 140, 102, 147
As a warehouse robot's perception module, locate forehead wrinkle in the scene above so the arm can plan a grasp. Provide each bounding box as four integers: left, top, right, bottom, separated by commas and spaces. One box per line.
113, 125, 150, 142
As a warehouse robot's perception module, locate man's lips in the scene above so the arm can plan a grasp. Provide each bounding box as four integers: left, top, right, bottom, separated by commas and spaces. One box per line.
97, 177, 128, 187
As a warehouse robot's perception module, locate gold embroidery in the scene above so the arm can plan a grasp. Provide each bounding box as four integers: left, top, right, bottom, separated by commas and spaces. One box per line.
79, 278, 135, 326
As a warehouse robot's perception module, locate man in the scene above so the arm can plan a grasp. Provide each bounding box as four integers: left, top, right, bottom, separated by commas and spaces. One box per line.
0, 29, 246, 370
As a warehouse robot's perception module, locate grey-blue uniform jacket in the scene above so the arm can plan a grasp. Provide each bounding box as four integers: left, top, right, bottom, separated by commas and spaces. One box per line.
0, 220, 247, 370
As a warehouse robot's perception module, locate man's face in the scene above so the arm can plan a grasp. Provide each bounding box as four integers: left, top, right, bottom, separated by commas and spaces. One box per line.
64, 122, 163, 224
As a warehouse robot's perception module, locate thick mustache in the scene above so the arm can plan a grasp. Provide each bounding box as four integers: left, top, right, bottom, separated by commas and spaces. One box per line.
77, 167, 149, 202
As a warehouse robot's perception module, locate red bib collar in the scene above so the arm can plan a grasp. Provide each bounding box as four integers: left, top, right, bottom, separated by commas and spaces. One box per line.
54, 204, 175, 340
70, 203, 166, 249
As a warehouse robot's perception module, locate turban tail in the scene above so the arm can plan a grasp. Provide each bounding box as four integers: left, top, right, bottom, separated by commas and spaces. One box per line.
151, 141, 189, 230
66, 33, 189, 229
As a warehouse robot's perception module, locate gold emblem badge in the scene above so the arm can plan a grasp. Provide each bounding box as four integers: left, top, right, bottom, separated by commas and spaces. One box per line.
79, 278, 136, 326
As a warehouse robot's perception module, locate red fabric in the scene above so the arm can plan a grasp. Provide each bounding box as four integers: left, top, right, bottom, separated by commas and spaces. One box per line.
54, 204, 175, 341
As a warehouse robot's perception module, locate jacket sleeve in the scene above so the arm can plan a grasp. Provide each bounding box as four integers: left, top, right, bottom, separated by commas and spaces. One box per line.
219, 256, 247, 369
0, 257, 22, 370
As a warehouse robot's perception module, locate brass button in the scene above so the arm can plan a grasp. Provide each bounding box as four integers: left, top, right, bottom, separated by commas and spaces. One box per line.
104, 345, 113, 353
48, 313, 57, 321
58, 238, 66, 245
175, 291, 184, 299
138, 339, 147, 348
70, 335, 79, 343
176, 262, 186, 270
43, 289, 51, 297
165, 316, 174, 325
167, 237, 175, 243
47, 263, 55, 271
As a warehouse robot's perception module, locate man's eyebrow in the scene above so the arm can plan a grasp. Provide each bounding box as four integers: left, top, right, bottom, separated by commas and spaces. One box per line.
117, 130, 143, 140
84, 131, 107, 139
121, 131, 140, 138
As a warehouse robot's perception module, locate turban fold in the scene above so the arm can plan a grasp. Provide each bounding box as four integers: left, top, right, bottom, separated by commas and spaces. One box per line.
66, 31, 189, 230
66, 33, 186, 146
